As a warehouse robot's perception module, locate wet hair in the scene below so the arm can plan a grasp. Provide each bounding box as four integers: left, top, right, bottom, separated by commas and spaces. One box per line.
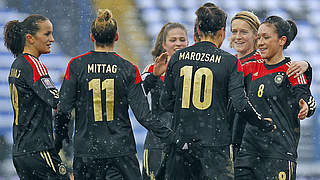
262, 15, 297, 49
151, 22, 187, 58
231, 11, 260, 33
194, 2, 227, 39
91, 9, 117, 46
4, 14, 48, 57
230, 11, 261, 49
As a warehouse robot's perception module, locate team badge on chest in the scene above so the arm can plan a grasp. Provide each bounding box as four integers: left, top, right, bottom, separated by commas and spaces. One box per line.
274, 74, 284, 85
58, 163, 67, 175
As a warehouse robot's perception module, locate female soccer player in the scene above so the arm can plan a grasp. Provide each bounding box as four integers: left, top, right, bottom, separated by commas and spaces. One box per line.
234, 15, 316, 180
5, 15, 69, 179
56, 9, 173, 179
159, 3, 275, 179
229, 11, 313, 155
142, 22, 188, 180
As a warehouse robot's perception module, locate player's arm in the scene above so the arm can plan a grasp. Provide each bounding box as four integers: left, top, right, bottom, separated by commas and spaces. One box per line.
229, 58, 275, 132
159, 53, 177, 112
287, 61, 312, 87
128, 65, 174, 142
142, 72, 158, 94
289, 73, 316, 118
23, 60, 59, 109
54, 59, 77, 151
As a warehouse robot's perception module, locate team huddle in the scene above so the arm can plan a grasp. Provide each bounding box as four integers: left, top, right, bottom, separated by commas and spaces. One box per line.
6, 2, 317, 180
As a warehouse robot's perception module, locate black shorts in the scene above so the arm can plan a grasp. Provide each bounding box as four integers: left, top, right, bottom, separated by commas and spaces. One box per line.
235, 153, 296, 180
163, 145, 234, 180
142, 148, 163, 180
73, 154, 141, 180
13, 149, 69, 180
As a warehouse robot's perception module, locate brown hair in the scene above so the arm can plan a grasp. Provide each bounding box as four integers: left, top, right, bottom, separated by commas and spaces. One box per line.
262, 15, 297, 49
4, 15, 48, 57
151, 22, 187, 59
194, 2, 227, 40
91, 9, 117, 46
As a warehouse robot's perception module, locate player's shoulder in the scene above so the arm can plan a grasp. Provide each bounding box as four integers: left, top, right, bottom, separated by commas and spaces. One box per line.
142, 63, 155, 74
19, 53, 47, 71
240, 50, 262, 64
283, 57, 293, 70
69, 51, 94, 64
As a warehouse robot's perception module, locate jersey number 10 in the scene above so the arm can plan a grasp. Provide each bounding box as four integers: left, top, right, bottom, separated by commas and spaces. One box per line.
89, 79, 114, 122
180, 66, 213, 110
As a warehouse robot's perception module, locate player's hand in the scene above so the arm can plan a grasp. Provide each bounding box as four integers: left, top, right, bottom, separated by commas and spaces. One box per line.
286, 61, 308, 78
153, 52, 168, 76
54, 112, 71, 152
298, 99, 309, 120
263, 118, 277, 132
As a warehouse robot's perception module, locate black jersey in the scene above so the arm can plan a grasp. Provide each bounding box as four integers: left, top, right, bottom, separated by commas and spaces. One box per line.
230, 50, 264, 147
58, 51, 171, 158
231, 51, 315, 147
160, 41, 273, 146
8, 53, 59, 156
241, 57, 315, 162
142, 64, 172, 149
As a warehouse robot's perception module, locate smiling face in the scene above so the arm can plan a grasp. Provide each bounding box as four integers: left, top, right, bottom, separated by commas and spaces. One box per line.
257, 23, 285, 63
162, 27, 188, 57
231, 19, 257, 58
28, 20, 54, 57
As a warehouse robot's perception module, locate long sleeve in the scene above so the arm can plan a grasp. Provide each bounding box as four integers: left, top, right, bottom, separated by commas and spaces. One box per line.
159, 57, 176, 113
229, 59, 274, 131
128, 65, 173, 140
23, 55, 59, 108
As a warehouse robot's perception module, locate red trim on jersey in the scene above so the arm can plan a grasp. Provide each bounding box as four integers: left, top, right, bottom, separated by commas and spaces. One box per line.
143, 64, 155, 74
133, 64, 142, 84
24, 55, 48, 82
286, 62, 307, 86
113, 52, 142, 84
160, 74, 165, 81
240, 51, 261, 64
143, 63, 165, 81
113, 52, 121, 58
243, 60, 307, 86
65, 52, 93, 80
237, 59, 243, 72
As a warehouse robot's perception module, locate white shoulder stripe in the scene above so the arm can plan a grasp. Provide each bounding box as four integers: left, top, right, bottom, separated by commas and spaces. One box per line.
33, 56, 48, 75
142, 64, 152, 74
28, 55, 44, 76
29, 55, 47, 76
299, 75, 306, 84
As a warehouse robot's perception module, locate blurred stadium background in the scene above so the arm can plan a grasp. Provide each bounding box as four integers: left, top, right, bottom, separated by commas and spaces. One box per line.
0, 0, 319, 179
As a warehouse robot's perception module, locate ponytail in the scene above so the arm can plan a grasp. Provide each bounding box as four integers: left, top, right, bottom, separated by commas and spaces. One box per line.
4, 20, 25, 57
262, 16, 297, 49
4, 14, 48, 57
91, 9, 117, 46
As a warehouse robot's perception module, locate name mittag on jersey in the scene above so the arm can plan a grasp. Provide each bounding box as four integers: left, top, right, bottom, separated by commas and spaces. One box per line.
41, 78, 55, 89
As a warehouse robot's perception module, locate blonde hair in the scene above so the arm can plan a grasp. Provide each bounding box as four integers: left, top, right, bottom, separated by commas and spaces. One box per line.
230, 11, 261, 49
91, 9, 117, 46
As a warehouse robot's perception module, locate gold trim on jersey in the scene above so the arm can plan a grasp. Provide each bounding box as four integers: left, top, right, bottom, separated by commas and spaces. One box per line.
46, 151, 56, 172
40, 151, 56, 173
143, 149, 149, 176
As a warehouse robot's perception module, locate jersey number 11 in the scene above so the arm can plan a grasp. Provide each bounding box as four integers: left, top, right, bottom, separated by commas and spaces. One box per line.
89, 79, 114, 122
